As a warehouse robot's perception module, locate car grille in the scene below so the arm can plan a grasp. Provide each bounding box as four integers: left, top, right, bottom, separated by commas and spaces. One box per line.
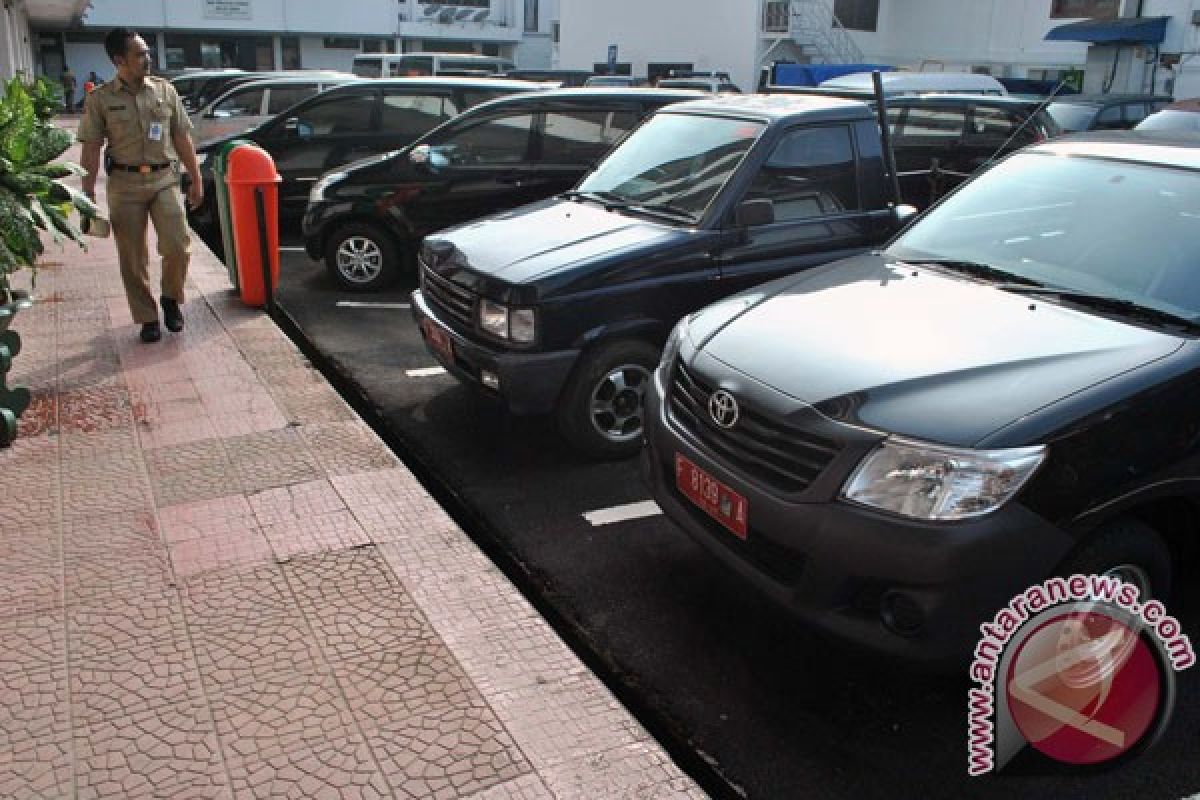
420, 260, 476, 331
669, 360, 840, 494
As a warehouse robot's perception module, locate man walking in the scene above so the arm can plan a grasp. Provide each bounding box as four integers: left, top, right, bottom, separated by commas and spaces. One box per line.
78, 29, 203, 343
60, 66, 76, 112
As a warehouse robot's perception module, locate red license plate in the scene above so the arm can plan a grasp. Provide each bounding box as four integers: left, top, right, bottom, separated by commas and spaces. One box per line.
421, 318, 453, 364
675, 453, 748, 540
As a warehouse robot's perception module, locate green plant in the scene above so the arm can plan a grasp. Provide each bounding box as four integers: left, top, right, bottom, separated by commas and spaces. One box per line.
0, 75, 96, 304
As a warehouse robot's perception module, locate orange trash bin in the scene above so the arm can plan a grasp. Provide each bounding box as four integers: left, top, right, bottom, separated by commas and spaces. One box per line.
225, 144, 282, 307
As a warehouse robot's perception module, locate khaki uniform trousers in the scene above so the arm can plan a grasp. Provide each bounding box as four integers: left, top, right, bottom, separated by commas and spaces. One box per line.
107, 169, 191, 325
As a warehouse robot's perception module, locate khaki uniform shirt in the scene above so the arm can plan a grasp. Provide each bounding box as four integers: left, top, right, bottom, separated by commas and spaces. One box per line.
77, 75, 192, 169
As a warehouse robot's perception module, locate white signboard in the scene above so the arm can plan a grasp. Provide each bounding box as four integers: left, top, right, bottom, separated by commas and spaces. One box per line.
204, 0, 252, 20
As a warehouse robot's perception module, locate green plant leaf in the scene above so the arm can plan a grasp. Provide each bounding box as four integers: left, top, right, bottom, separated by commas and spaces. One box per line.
29, 197, 62, 244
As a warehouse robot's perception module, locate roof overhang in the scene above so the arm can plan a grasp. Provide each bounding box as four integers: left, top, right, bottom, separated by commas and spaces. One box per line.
1044, 15, 1169, 45
24, 0, 92, 29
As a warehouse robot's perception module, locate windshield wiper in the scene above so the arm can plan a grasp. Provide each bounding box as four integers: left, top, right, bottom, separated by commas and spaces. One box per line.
898, 258, 1043, 287
623, 202, 697, 224
561, 190, 630, 209
997, 285, 1200, 332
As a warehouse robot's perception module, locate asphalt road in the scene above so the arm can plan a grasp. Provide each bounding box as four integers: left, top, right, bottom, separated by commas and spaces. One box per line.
255, 235, 1200, 800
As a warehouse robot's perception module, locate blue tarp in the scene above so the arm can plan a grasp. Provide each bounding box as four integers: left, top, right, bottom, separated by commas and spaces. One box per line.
771, 63, 894, 88
1044, 16, 1169, 44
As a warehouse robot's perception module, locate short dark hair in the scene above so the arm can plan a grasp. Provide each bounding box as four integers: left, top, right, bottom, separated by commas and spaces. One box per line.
104, 28, 138, 62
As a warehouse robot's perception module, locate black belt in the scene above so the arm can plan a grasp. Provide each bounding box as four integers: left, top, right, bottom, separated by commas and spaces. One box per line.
112, 163, 171, 174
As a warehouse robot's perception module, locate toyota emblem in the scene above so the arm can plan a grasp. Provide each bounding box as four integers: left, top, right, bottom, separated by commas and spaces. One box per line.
708, 390, 739, 429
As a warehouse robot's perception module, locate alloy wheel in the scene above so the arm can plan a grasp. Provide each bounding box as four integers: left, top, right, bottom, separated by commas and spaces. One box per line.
588, 364, 651, 443
335, 236, 384, 284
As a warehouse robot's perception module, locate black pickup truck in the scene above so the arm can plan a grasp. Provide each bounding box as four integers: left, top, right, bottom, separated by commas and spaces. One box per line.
411, 93, 952, 458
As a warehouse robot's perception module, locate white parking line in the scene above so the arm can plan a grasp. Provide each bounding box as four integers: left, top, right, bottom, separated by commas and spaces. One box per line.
582, 500, 662, 527
279, 246, 307, 252
336, 301, 411, 309
406, 366, 447, 377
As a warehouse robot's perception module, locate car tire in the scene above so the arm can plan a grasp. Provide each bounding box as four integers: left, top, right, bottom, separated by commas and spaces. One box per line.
557, 338, 659, 460
324, 222, 402, 292
1054, 517, 1172, 602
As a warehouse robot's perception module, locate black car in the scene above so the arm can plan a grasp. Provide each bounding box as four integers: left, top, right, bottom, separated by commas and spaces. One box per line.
302, 88, 701, 290
766, 87, 1062, 207
643, 133, 1200, 662
191, 77, 539, 234
1046, 93, 1171, 132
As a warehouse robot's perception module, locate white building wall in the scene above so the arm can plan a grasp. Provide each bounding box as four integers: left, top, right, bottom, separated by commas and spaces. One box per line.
82, 0, 392, 36
517, 35, 554, 68
847, 0, 1088, 76
0, 2, 36, 81
559, 0, 759, 89
63, 42, 112, 86
298, 38, 358, 71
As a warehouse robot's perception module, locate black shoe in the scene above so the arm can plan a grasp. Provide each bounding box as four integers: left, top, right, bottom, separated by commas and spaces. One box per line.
160, 296, 184, 332
140, 321, 162, 343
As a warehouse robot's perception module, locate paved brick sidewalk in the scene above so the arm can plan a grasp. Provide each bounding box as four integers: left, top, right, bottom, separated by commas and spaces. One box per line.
0, 129, 706, 799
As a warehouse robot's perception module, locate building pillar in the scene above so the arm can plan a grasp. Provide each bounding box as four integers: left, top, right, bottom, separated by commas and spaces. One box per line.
156, 31, 168, 71
272, 35, 283, 69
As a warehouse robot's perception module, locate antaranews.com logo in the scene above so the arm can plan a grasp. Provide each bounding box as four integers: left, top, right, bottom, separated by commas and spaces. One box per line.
967, 574, 1195, 776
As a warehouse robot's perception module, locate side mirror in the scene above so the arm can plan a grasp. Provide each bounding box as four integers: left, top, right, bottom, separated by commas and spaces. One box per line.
410, 144, 449, 171
735, 198, 775, 228
891, 204, 919, 231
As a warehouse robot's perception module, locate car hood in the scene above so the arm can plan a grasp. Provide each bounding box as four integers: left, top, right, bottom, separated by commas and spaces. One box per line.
428, 198, 684, 286
689, 254, 1184, 446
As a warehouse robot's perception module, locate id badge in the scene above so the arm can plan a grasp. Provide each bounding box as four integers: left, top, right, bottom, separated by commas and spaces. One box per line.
148, 122, 163, 141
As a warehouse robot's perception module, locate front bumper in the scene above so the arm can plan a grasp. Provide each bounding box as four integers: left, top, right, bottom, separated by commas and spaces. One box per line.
411, 288, 579, 416
641, 362, 1074, 664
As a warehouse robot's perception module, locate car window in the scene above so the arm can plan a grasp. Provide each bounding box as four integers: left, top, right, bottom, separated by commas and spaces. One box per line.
460, 89, 510, 109
540, 109, 640, 165
394, 56, 434, 77
295, 94, 376, 136
742, 126, 859, 222
1095, 106, 1123, 128
215, 88, 264, 117
267, 85, 317, 115
1123, 103, 1149, 123
381, 93, 458, 141
1046, 102, 1097, 132
353, 58, 382, 79
969, 106, 1040, 146
890, 107, 965, 138
433, 113, 534, 165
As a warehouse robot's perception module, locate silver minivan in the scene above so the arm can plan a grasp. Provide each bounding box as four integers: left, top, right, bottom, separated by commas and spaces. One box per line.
191, 73, 357, 144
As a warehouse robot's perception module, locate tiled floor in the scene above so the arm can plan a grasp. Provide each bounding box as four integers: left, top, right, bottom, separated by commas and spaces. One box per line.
0, 128, 706, 799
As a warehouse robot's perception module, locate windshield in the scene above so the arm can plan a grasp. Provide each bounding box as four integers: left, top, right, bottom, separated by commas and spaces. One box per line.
1046, 102, 1097, 132
1136, 110, 1200, 134
887, 152, 1200, 320
577, 113, 764, 220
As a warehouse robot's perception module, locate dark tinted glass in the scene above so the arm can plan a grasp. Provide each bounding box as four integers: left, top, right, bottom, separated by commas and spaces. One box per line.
436, 113, 534, 164
267, 85, 318, 115
215, 88, 263, 116
970, 106, 1040, 144
744, 126, 859, 221
296, 94, 376, 135
540, 109, 639, 164
381, 93, 458, 141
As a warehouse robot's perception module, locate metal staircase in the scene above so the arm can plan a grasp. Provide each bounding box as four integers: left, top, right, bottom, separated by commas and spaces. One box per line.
783, 0, 866, 65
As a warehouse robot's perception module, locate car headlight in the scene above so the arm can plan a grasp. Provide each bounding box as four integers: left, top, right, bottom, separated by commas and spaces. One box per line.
510, 308, 536, 344
308, 171, 346, 205
659, 314, 691, 369
479, 299, 508, 338
841, 438, 1045, 521
479, 299, 536, 343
